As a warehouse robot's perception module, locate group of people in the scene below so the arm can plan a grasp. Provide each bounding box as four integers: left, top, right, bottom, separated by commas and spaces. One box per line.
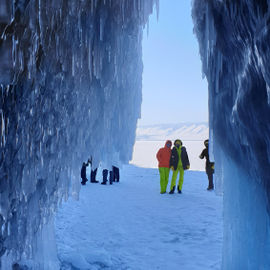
81, 158, 120, 186
156, 139, 214, 194
156, 139, 190, 194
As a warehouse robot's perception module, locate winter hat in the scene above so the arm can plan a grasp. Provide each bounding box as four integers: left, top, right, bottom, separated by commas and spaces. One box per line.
204, 139, 209, 147
174, 139, 182, 146
165, 140, 172, 147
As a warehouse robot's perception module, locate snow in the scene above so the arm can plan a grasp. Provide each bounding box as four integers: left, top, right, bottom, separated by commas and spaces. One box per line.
136, 123, 209, 141
56, 165, 223, 270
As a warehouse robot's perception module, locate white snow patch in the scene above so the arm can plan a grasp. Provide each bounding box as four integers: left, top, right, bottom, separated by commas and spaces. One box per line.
56, 165, 223, 270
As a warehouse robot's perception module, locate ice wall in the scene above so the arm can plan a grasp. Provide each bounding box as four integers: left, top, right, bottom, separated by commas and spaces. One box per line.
0, 0, 158, 268
192, 0, 270, 269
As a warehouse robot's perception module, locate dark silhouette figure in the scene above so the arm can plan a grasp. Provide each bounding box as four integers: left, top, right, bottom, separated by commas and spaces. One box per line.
91, 168, 98, 183
81, 162, 88, 185
112, 166, 120, 182
199, 139, 215, 190
87, 157, 99, 183
101, 168, 114, 185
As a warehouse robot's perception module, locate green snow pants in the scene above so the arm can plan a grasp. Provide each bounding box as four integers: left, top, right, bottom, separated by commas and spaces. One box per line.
159, 167, 170, 193
170, 166, 184, 191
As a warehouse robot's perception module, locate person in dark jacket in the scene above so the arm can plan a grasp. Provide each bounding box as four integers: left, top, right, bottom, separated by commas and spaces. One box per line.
91, 168, 98, 183
101, 169, 108, 185
169, 139, 190, 194
81, 162, 88, 185
112, 166, 120, 182
87, 157, 99, 183
199, 139, 214, 190
101, 168, 114, 185
88, 157, 99, 183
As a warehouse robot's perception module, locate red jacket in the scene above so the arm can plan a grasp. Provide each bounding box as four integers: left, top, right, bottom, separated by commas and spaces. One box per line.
156, 140, 172, 168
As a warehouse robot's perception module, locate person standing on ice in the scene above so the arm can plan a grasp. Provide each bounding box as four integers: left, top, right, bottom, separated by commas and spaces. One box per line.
101, 168, 114, 185
80, 162, 89, 185
169, 139, 190, 194
156, 140, 172, 194
199, 139, 215, 190
112, 166, 120, 182
88, 157, 99, 183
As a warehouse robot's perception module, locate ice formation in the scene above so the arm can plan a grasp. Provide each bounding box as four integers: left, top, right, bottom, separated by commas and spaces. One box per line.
192, 1, 270, 269
0, 0, 158, 268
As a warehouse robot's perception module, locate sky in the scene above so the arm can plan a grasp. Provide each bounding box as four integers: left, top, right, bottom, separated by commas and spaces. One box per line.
138, 0, 208, 126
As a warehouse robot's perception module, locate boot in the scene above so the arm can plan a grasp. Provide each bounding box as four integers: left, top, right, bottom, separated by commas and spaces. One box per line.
91, 180, 99, 183
169, 186, 175, 194
101, 181, 107, 185
109, 171, 113, 185
177, 185, 182, 194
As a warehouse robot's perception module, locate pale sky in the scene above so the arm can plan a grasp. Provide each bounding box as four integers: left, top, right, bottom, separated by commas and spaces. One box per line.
138, 0, 208, 126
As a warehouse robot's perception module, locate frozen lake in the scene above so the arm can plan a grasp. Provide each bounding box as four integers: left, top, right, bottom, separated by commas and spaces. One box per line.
131, 140, 206, 171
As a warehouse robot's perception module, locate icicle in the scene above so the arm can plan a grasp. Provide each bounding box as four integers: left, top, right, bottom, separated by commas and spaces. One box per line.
12, 35, 16, 68
146, 18, 150, 37
72, 54, 75, 77
1, 110, 5, 147
7, 222, 10, 236
88, 42, 92, 79
100, 17, 104, 41
267, 85, 270, 106
155, 0, 159, 21
91, 0, 94, 14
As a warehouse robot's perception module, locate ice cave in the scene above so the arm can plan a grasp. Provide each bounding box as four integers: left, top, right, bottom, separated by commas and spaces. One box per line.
0, 0, 269, 269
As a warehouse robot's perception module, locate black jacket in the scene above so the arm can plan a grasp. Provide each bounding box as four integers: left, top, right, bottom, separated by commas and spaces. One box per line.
199, 147, 214, 174
170, 146, 190, 170
81, 164, 87, 179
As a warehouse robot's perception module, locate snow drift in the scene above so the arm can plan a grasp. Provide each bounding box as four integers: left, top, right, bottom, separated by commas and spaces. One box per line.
192, 1, 270, 269
0, 0, 157, 268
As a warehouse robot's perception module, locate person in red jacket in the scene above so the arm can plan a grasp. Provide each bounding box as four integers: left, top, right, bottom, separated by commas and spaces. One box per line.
156, 140, 172, 194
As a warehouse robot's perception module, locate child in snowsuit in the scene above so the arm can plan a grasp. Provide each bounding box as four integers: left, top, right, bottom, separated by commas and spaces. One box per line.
156, 140, 172, 194
169, 139, 190, 194
199, 139, 214, 190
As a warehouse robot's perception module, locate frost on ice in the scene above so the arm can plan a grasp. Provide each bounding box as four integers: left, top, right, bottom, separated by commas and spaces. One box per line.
192, 1, 270, 269
0, 0, 157, 268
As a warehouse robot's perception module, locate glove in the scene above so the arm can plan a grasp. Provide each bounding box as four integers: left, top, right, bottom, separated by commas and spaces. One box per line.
211, 164, 215, 169
170, 166, 174, 170
186, 165, 190, 169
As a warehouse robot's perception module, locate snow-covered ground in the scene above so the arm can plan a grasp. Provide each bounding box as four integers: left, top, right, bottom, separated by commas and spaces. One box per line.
55, 165, 223, 270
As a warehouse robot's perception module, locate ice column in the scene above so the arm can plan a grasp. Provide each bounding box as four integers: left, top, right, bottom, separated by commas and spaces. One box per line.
0, 0, 158, 268
192, 1, 270, 269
